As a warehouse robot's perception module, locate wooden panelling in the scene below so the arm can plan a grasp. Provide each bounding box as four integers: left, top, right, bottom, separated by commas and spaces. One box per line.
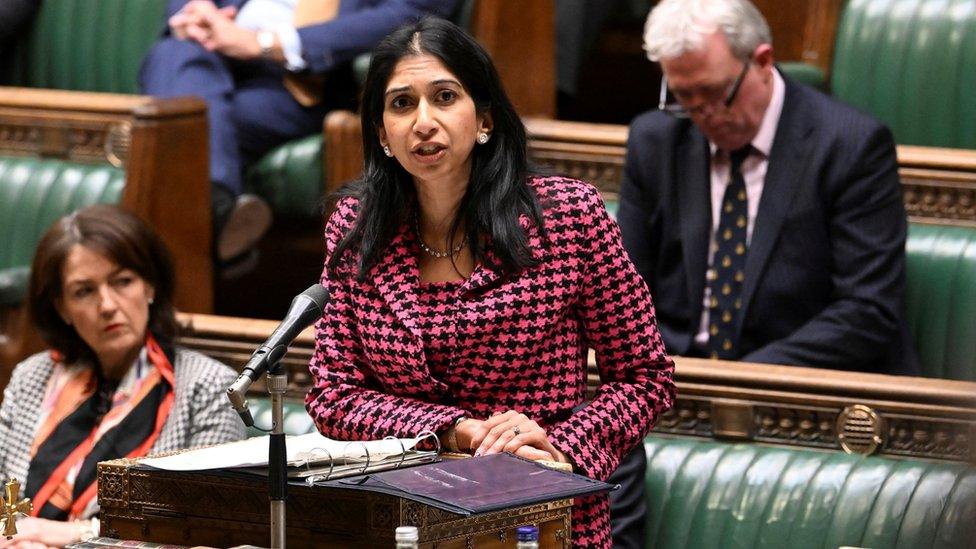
523, 117, 976, 226
751, 0, 845, 77
0, 89, 212, 374
176, 312, 976, 464
470, 0, 556, 117
0, 88, 213, 310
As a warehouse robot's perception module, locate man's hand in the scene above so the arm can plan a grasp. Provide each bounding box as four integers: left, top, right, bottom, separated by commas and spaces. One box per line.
196, 11, 263, 60
169, 1, 238, 44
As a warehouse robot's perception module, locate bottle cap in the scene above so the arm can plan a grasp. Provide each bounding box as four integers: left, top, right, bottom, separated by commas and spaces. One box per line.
516, 525, 539, 541
396, 525, 419, 542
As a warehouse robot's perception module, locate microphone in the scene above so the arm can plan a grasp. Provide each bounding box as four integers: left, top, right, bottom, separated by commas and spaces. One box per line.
227, 283, 328, 426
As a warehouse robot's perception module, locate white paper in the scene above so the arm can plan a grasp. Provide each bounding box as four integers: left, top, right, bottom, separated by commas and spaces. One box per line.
140, 432, 423, 471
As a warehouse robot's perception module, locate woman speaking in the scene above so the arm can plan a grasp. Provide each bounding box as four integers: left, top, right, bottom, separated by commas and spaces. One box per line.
306, 18, 675, 548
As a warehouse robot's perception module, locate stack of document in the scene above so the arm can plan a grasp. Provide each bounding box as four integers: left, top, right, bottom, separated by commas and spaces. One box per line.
139, 432, 439, 482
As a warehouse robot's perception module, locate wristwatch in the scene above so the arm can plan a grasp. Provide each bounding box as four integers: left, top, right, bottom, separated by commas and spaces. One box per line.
447, 415, 468, 453
256, 30, 276, 59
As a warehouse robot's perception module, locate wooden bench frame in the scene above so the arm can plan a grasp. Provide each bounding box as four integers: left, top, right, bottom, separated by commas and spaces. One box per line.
176, 312, 976, 466
0, 89, 212, 371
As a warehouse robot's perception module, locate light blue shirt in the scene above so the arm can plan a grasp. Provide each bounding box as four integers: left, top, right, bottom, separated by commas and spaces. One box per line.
235, 0, 308, 70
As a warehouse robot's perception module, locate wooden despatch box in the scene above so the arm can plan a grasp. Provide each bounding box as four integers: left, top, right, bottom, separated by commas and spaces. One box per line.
97, 458, 572, 548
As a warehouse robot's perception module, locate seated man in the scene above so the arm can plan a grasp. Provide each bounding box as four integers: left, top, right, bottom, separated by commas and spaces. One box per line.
140, 0, 457, 264
619, 0, 920, 375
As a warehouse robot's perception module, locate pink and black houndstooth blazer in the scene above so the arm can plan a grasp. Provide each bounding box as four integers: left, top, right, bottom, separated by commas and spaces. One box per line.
306, 176, 675, 547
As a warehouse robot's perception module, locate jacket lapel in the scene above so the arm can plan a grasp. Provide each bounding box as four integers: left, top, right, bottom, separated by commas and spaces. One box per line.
678, 130, 712, 331
462, 214, 543, 296
370, 224, 424, 342
737, 79, 814, 335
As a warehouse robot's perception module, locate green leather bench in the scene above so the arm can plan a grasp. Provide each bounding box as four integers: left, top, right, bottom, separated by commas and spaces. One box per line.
906, 223, 976, 381
0, 159, 123, 305
643, 436, 975, 549
245, 398, 975, 548
831, 0, 976, 149
0, 0, 325, 220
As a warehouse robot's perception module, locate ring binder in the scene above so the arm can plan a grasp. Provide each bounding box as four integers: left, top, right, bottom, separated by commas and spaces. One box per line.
138, 431, 442, 484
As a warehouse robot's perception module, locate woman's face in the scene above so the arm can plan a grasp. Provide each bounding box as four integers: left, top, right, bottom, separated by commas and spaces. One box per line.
378, 53, 492, 189
56, 244, 154, 375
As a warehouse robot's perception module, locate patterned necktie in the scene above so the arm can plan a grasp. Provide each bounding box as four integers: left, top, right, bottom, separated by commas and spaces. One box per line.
705, 146, 751, 359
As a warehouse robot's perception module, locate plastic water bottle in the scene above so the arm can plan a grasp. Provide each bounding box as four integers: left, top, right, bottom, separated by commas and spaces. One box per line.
395, 525, 419, 548
516, 525, 539, 549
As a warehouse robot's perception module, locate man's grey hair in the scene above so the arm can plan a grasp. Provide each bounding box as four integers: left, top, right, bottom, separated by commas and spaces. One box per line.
643, 0, 772, 62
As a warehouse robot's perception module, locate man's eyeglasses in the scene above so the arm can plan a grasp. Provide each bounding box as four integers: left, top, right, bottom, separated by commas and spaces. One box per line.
658, 60, 751, 118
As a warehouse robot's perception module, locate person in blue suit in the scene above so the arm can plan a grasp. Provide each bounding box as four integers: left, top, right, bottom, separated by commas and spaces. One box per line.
140, 0, 458, 264
620, 0, 919, 375
614, 1, 920, 543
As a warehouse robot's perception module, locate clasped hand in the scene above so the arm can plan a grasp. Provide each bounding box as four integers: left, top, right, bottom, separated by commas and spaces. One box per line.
168, 0, 261, 60
455, 410, 570, 464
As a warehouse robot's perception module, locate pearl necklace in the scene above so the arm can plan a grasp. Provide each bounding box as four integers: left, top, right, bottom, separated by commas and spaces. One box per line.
415, 214, 467, 258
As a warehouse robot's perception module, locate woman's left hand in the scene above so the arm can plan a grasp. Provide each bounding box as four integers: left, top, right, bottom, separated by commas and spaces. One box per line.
472, 410, 570, 464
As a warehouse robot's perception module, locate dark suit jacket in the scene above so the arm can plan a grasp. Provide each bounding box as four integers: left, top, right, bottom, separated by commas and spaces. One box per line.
618, 75, 920, 375
164, 0, 458, 74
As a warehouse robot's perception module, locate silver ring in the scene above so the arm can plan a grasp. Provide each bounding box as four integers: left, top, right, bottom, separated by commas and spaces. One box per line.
512, 426, 521, 436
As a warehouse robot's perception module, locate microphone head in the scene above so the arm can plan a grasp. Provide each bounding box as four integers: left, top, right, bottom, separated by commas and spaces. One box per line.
301, 283, 329, 312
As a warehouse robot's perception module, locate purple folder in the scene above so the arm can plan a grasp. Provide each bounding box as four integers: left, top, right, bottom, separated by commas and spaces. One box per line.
316, 452, 617, 515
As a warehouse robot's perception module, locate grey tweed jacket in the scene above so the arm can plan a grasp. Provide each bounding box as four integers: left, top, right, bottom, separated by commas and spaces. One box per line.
0, 347, 247, 498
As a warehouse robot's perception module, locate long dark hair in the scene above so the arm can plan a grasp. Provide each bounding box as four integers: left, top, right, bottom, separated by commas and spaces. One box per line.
28, 204, 178, 366
328, 17, 544, 279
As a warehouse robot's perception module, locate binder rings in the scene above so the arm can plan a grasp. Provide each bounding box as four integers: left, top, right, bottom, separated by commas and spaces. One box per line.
137, 431, 441, 483
311, 452, 617, 515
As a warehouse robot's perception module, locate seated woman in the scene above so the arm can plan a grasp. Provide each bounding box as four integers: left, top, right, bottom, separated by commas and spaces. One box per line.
0, 205, 246, 548
305, 17, 675, 548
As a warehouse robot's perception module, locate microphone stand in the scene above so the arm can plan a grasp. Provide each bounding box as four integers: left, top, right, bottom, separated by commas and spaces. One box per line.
267, 360, 288, 549
226, 284, 329, 549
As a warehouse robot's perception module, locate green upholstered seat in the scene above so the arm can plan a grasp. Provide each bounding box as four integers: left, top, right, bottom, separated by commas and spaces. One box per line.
905, 223, 976, 381
644, 435, 975, 549
0, 158, 124, 305
778, 61, 826, 91
3, 0, 167, 93
831, 0, 976, 148
0, 0, 163, 309
245, 134, 325, 220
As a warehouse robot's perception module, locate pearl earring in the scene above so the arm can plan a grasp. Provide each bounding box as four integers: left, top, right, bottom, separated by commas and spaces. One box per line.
383, 145, 393, 157
477, 132, 489, 145
148, 297, 154, 305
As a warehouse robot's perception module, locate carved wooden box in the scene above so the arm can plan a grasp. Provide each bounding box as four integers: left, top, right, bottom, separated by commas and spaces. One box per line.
97, 458, 572, 548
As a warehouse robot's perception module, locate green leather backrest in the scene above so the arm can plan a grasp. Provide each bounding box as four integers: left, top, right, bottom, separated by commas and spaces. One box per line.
246, 135, 325, 220
0, 157, 124, 304
2, 0, 167, 93
905, 223, 976, 381
645, 435, 976, 549
831, 0, 976, 148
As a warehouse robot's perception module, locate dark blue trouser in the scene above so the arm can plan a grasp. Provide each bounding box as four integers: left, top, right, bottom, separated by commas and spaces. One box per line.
139, 37, 348, 196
